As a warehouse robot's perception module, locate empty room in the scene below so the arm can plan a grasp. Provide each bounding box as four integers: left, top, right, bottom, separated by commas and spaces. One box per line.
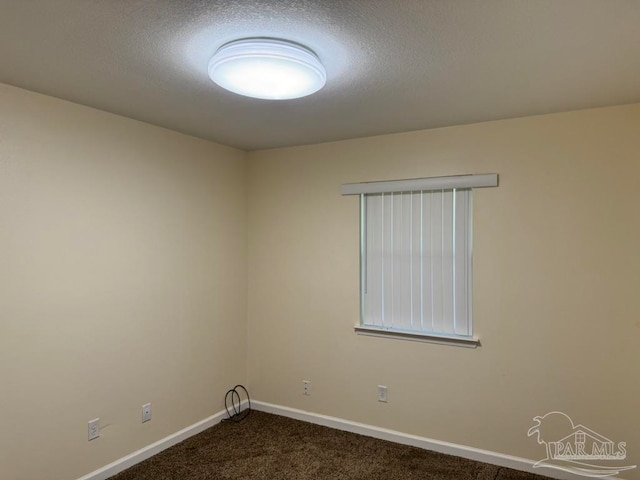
1, 1, 639, 480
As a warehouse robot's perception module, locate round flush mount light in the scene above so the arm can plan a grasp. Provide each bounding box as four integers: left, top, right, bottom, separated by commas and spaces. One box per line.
208, 38, 326, 100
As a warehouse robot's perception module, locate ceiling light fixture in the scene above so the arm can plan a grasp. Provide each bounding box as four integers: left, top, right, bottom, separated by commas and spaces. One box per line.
208, 38, 326, 100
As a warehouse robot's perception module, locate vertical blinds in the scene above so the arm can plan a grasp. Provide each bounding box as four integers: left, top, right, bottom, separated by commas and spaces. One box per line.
361, 189, 472, 337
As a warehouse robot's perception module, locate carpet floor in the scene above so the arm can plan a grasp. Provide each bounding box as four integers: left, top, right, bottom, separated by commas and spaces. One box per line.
108, 410, 552, 480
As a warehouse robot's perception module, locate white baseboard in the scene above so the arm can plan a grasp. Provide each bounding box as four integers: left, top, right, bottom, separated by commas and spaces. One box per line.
76, 407, 233, 480
78, 399, 583, 480
251, 401, 584, 480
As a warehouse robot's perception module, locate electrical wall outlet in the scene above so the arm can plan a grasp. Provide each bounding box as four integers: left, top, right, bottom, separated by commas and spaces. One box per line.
377, 385, 388, 403
88, 418, 100, 441
303, 380, 311, 396
142, 403, 152, 423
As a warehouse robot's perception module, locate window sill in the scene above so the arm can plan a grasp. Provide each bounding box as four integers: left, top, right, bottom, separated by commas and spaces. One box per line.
354, 326, 480, 348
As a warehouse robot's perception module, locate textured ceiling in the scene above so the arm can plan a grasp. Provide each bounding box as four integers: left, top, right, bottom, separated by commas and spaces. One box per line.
1, 1, 639, 151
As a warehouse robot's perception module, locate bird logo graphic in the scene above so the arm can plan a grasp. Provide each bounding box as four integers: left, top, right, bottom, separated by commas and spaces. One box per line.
528, 411, 636, 478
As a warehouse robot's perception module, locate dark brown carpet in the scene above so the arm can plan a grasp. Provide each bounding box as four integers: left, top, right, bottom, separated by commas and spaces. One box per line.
109, 411, 551, 480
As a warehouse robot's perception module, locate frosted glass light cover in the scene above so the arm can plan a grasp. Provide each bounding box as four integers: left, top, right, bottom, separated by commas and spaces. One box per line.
208, 39, 326, 100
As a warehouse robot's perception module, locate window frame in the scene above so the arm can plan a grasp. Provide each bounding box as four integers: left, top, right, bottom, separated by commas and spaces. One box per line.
342, 174, 498, 348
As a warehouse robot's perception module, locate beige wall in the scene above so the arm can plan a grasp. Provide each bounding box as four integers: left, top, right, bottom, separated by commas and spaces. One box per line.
0, 84, 247, 480
3, 80, 639, 479
247, 104, 640, 472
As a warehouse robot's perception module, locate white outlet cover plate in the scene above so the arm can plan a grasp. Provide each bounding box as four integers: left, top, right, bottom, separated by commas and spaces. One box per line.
142, 403, 152, 423
377, 385, 388, 403
88, 418, 100, 441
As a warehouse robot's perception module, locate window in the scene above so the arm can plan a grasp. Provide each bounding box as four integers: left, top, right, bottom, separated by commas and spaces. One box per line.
342, 174, 498, 347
